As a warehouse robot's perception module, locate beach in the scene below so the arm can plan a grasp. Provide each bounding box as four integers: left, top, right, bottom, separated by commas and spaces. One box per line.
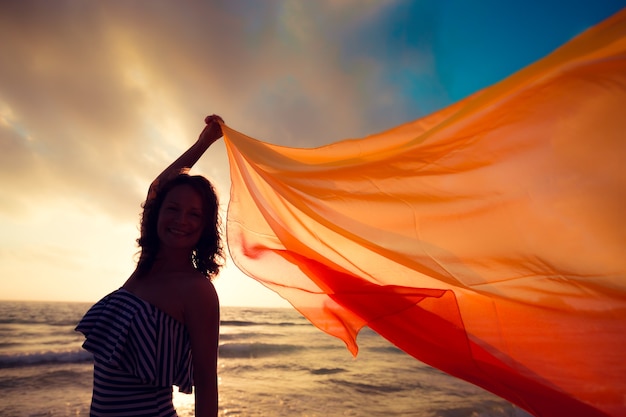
0, 299, 529, 416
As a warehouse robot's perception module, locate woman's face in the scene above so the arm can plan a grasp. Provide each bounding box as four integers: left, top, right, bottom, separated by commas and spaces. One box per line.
157, 184, 204, 250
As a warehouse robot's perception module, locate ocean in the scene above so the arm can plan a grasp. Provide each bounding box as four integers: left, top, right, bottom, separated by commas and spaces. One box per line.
0, 299, 531, 417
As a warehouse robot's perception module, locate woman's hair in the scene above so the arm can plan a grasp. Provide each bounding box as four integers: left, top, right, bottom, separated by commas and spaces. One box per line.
136, 173, 224, 279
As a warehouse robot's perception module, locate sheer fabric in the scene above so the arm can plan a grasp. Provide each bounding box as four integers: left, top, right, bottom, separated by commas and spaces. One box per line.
223, 9, 626, 417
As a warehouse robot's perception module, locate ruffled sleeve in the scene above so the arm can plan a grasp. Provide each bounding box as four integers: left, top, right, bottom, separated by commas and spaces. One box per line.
75, 289, 194, 394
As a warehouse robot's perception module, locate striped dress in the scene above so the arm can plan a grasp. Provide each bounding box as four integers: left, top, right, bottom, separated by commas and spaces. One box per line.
76, 288, 193, 417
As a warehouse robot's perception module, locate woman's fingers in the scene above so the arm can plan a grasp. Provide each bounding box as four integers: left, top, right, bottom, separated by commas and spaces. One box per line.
200, 115, 224, 143
204, 114, 224, 125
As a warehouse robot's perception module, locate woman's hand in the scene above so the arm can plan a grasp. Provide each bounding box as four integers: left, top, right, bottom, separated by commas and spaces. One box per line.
199, 114, 224, 146
148, 114, 225, 199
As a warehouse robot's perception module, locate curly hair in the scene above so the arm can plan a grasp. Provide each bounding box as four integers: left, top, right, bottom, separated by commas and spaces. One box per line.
135, 173, 224, 279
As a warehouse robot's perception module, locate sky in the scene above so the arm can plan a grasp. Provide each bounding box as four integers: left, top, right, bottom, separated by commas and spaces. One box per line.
1, 0, 624, 306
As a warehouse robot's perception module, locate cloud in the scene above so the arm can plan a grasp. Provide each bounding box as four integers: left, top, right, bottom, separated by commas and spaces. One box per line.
0, 0, 447, 302
0, 2, 155, 218
1, 0, 436, 219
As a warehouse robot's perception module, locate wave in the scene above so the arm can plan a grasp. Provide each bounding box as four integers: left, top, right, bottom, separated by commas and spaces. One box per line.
0, 318, 82, 326
1, 339, 311, 368
219, 332, 280, 341
220, 320, 306, 327
220, 320, 258, 327
218, 342, 301, 358
0, 318, 305, 328
0, 348, 92, 369
309, 367, 346, 375
424, 402, 529, 417
2, 317, 304, 328
328, 378, 410, 394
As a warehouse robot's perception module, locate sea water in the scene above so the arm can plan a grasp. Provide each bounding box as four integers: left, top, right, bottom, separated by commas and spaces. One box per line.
0, 299, 530, 417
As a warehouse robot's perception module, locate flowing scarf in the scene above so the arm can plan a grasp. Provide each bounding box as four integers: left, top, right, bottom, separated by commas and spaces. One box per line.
222, 9, 626, 417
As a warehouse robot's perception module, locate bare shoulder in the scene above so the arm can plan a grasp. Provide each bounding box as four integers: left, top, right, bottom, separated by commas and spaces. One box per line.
181, 274, 220, 325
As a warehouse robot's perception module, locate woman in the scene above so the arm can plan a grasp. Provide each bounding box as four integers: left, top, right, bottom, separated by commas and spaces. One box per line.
76, 115, 225, 417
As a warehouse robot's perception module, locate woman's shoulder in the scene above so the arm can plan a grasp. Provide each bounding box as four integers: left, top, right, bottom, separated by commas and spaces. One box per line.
181, 274, 219, 324
182, 273, 218, 303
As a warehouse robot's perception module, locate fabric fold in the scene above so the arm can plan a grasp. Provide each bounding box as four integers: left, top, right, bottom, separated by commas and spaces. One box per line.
76, 289, 194, 394
223, 8, 626, 417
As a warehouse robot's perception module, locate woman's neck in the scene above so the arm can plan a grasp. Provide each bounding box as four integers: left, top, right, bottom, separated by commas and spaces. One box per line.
151, 249, 196, 274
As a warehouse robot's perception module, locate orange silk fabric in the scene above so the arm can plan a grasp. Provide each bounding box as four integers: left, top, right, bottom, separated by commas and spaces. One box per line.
222, 9, 626, 417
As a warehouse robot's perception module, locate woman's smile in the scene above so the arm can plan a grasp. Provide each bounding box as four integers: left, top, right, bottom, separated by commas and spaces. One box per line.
157, 184, 204, 249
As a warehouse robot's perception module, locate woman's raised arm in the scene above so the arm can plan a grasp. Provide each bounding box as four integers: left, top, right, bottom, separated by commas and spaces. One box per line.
147, 115, 224, 199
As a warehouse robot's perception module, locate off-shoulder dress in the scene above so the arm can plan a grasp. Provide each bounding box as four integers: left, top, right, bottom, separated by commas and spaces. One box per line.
76, 288, 193, 417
